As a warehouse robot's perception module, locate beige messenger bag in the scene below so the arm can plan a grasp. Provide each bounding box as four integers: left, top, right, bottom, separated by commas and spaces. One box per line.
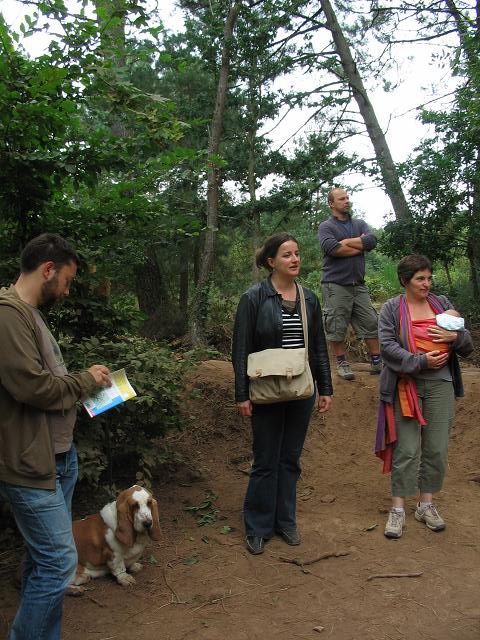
247, 285, 314, 404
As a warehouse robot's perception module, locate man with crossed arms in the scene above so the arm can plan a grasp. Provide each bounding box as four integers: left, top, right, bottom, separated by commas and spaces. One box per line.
318, 188, 382, 380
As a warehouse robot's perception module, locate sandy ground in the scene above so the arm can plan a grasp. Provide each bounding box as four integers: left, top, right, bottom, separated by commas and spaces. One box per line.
1, 360, 479, 640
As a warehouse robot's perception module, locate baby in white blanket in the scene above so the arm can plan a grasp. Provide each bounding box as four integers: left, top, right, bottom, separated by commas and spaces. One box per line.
436, 309, 465, 331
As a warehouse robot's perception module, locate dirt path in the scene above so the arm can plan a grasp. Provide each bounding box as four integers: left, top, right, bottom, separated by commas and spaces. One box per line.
1, 360, 480, 640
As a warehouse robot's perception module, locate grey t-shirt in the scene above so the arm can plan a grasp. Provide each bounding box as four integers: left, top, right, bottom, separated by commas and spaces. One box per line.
29, 306, 77, 454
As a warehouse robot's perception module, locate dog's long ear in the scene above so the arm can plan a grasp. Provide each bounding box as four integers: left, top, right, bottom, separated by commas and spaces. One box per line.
149, 497, 162, 541
115, 492, 135, 547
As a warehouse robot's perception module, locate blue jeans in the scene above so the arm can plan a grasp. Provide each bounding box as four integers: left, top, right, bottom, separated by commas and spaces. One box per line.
0, 445, 78, 640
244, 394, 315, 538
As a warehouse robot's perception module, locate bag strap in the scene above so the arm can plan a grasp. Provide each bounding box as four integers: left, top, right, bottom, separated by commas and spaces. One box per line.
297, 284, 308, 359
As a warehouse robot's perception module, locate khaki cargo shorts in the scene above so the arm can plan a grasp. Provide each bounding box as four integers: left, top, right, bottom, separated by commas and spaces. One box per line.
321, 282, 378, 342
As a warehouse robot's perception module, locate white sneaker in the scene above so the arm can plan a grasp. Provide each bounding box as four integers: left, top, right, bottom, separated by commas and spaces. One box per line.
414, 503, 445, 531
384, 509, 406, 538
337, 361, 355, 380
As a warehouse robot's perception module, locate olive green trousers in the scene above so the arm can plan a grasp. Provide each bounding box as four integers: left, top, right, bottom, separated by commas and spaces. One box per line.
391, 378, 455, 497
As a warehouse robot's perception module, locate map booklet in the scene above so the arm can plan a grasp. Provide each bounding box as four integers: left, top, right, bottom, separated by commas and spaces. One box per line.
83, 368, 137, 418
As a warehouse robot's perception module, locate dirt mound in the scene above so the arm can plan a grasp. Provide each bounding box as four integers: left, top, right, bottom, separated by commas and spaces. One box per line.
1, 361, 480, 640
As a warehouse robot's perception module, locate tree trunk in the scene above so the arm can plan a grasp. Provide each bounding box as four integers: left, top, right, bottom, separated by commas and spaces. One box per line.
466, 238, 480, 299
190, 1, 242, 346
445, 0, 480, 74
246, 56, 261, 282
96, 0, 161, 322
443, 260, 453, 290
250, 154, 261, 282
95, 0, 130, 141
319, 0, 411, 220
469, 149, 480, 298
134, 248, 166, 317
96, 0, 126, 62
179, 242, 189, 310
248, 126, 261, 282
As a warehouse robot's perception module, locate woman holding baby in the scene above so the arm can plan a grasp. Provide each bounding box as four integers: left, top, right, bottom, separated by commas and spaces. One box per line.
375, 254, 473, 539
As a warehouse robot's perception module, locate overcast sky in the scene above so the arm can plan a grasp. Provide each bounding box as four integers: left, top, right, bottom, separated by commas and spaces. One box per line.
1, 0, 457, 228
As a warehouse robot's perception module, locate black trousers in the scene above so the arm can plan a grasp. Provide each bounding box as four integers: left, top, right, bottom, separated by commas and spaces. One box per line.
243, 393, 315, 538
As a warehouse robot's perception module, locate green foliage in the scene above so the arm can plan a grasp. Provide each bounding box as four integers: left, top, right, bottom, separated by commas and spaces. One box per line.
0, 31, 87, 250
184, 490, 220, 526
380, 80, 480, 302
205, 287, 238, 354
59, 334, 183, 488
364, 271, 400, 303
431, 257, 480, 322
364, 243, 401, 302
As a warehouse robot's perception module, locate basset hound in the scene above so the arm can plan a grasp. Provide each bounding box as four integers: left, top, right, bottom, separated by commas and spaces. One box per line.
70, 485, 161, 591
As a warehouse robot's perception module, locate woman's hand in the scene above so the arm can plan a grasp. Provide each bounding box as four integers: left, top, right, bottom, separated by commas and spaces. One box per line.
237, 400, 253, 417
425, 350, 449, 369
427, 325, 458, 344
317, 395, 332, 413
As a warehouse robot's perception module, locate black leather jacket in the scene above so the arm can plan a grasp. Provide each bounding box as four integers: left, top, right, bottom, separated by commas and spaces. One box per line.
232, 277, 333, 402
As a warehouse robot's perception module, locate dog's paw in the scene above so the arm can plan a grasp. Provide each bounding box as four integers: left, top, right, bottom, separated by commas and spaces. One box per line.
129, 562, 143, 574
116, 572, 136, 586
70, 572, 91, 587
66, 584, 86, 597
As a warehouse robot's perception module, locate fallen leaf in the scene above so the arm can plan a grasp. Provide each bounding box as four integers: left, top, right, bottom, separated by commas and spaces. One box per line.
220, 526, 232, 535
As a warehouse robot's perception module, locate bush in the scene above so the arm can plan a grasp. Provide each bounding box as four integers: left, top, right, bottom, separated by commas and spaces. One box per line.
206, 285, 238, 355
433, 278, 480, 324
60, 334, 183, 489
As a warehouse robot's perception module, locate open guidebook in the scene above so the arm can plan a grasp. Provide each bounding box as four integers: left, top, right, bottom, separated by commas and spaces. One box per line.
82, 368, 137, 418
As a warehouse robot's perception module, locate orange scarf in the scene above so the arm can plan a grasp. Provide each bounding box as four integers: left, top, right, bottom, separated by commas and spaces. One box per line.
397, 317, 449, 419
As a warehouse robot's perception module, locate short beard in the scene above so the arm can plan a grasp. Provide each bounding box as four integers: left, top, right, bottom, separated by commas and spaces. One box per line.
40, 275, 60, 308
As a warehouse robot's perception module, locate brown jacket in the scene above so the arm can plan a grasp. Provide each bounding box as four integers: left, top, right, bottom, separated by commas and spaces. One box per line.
0, 286, 96, 489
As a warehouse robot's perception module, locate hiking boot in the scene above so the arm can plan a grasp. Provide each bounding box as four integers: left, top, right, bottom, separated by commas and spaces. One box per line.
369, 361, 383, 375
384, 509, 406, 539
415, 503, 445, 531
246, 536, 265, 555
277, 528, 301, 546
337, 361, 355, 380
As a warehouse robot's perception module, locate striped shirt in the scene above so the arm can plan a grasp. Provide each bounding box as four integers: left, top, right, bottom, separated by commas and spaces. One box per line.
281, 303, 305, 349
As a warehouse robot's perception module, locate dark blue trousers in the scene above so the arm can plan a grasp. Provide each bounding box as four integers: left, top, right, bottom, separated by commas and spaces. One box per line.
244, 393, 315, 538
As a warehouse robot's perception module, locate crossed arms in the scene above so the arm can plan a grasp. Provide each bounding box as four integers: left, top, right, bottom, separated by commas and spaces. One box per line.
318, 220, 377, 258
333, 235, 366, 257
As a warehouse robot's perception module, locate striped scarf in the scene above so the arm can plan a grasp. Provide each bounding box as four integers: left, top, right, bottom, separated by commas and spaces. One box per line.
375, 293, 445, 474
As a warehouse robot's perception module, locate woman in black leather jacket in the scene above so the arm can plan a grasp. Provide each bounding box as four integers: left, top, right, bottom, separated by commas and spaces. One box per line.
232, 233, 333, 555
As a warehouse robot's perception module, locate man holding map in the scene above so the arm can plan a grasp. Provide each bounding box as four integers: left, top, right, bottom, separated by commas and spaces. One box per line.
0, 233, 111, 640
